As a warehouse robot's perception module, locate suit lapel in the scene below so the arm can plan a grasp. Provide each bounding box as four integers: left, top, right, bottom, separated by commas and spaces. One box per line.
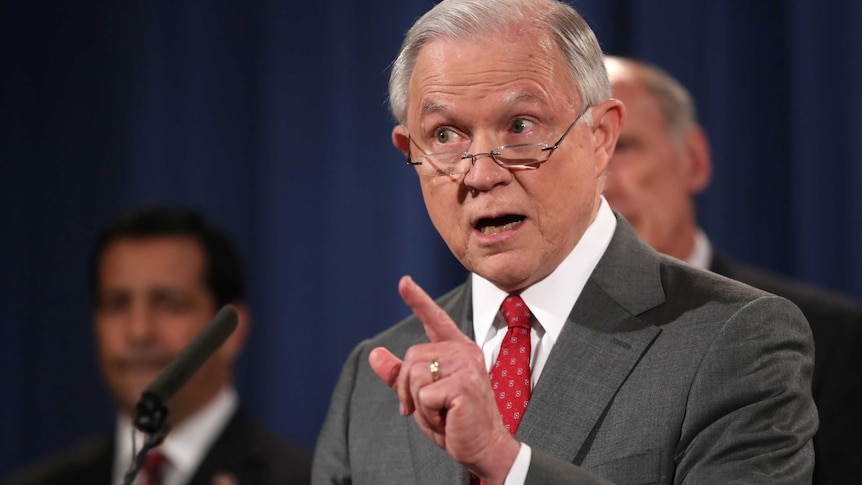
408, 281, 474, 484
516, 216, 665, 464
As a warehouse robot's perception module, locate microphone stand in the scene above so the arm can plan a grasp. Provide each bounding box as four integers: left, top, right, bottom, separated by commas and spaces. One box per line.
121, 393, 170, 485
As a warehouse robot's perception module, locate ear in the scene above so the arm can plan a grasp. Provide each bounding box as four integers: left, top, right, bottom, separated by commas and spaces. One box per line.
219, 301, 250, 362
682, 125, 712, 194
591, 98, 625, 176
392, 124, 410, 156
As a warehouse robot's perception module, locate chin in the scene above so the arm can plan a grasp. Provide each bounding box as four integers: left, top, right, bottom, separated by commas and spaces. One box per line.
476, 265, 536, 293
111, 378, 152, 413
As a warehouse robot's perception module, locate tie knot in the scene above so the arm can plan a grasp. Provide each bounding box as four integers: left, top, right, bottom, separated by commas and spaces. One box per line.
501, 295, 531, 329
143, 449, 167, 485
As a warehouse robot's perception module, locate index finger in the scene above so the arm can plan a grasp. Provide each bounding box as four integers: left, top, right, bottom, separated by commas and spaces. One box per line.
399, 275, 472, 344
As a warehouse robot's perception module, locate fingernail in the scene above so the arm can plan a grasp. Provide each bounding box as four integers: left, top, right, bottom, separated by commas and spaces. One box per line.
399, 403, 406, 416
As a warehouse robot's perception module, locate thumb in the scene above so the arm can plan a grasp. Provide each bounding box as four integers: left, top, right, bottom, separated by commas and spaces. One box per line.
369, 346, 402, 388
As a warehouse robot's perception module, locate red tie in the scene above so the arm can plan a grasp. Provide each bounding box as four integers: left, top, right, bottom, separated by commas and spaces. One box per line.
491, 295, 533, 434
476, 295, 533, 484
142, 449, 167, 485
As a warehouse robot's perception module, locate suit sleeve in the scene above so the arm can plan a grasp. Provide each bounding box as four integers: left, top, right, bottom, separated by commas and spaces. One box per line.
674, 295, 817, 483
311, 341, 367, 485
525, 449, 616, 485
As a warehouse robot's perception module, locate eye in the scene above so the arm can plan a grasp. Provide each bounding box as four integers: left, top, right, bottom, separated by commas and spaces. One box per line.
434, 128, 461, 144
151, 290, 194, 314
97, 292, 130, 314
511, 119, 535, 134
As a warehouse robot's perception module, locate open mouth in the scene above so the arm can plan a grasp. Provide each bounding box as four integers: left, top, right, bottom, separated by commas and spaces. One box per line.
476, 214, 525, 235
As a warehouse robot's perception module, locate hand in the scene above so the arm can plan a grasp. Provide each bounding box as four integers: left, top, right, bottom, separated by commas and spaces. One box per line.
369, 276, 521, 485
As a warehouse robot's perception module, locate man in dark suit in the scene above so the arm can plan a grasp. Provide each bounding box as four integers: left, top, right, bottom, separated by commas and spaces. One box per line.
603, 55, 862, 485
312, 1, 817, 483
2, 207, 310, 485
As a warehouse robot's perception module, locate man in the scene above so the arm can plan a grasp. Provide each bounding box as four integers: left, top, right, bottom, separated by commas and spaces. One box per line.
603, 55, 862, 485
312, 0, 816, 484
3, 207, 311, 485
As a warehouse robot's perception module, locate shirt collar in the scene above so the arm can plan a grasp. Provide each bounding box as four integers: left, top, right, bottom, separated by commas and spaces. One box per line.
114, 387, 238, 483
472, 197, 617, 343
686, 228, 713, 270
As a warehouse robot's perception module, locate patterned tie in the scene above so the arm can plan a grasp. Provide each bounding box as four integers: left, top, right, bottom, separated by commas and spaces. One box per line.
491, 295, 533, 434
475, 295, 533, 485
142, 449, 167, 485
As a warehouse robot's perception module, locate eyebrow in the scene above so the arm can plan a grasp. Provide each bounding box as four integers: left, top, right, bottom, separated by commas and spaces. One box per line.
420, 101, 448, 116
501, 91, 543, 105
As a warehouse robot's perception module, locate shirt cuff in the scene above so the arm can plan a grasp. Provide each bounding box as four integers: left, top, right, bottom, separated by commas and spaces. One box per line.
504, 443, 531, 485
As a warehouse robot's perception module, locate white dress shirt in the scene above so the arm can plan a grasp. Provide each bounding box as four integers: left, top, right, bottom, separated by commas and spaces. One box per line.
687, 228, 713, 270
472, 197, 617, 484
112, 387, 238, 485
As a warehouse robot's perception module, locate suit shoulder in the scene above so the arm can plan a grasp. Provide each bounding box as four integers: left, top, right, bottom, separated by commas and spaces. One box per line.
645, 255, 813, 339
659, 254, 780, 305
712, 254, 862, 332
0, 432, 113, 485
717, 257, 862, 323
198, 409, 311, 485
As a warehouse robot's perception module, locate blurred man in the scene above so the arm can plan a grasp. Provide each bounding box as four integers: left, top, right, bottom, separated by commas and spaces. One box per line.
312, 1, 817, 483
4, 206, 310, 485
603, 55, 862, 485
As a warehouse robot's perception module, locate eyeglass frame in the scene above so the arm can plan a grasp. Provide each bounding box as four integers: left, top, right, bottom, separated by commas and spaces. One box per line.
404, 103, 593, 176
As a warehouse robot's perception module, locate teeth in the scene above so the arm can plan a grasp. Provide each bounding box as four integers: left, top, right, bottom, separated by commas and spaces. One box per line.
481, 220, 521, 235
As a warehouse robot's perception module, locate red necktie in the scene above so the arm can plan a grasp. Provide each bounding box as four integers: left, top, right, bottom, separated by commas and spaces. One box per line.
491, 295, 533, 434
142, 449, 167, 485
476, 295, 533, 484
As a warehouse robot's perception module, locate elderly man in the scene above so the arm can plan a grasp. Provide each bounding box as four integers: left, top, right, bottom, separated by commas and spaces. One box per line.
312, 1, 816, 484
4, 207, 311, 485
603, 55, 862, 485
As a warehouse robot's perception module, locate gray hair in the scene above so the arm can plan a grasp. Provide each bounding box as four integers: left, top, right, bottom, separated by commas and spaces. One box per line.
629, 60, 697, 141
388, 0, 610, 125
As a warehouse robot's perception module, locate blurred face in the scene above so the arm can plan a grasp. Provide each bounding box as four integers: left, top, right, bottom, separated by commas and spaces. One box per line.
603, 66, 705, 259
95, 236, 237, 424
392, 27, 622, 292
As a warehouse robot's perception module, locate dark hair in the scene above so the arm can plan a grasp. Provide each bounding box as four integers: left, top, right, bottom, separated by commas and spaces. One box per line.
91, 206, 245, 308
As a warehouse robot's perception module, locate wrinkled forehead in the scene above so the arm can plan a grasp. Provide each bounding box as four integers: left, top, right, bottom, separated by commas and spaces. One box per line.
406, 33, 577, 119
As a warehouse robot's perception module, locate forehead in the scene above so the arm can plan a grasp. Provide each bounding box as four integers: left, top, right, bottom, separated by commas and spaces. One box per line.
407, 29, 579, 119
98, 236, 206, 289
611, 78, 666, 132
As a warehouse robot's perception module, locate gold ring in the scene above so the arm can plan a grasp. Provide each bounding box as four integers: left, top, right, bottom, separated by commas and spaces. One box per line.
429, 359, 440, 382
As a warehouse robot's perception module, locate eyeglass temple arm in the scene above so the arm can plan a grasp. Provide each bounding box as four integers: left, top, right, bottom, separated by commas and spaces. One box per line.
405, 136, 422, 165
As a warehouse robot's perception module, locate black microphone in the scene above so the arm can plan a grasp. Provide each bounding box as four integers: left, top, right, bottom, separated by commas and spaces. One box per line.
133, 303, 239, 433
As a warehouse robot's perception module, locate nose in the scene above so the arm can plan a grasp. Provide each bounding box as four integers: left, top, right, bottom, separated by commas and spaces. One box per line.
126, 303, 156, 344
463, 145, 511, 191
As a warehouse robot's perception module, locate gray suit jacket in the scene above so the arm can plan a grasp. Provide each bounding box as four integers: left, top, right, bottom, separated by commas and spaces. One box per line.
312, 218, 817, 484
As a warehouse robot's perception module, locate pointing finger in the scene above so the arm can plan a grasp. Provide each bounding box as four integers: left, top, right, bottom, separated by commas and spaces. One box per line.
399, 276, 471, 344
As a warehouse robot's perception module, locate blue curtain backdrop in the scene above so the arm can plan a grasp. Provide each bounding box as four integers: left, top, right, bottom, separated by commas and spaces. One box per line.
1, 0, 861, 474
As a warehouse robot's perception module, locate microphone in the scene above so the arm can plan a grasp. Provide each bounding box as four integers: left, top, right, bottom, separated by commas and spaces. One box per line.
133, 303, 239, 433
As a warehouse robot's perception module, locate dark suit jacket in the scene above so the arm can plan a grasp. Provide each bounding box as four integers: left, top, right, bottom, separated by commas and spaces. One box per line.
312, 218, 817, 484
710, 252, 862, 485
2, 408, 311, 485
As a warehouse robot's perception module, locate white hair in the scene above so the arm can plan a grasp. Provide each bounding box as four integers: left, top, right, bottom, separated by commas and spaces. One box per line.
388, 0, 610, 125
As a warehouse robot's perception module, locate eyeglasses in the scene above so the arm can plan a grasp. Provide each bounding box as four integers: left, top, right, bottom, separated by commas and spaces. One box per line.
405, 104, 592, 177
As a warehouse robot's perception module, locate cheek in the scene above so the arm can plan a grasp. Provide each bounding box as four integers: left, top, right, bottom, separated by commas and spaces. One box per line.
420, 179, 464, 234
94, 321, 123, 356
158, 324, 202, 353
